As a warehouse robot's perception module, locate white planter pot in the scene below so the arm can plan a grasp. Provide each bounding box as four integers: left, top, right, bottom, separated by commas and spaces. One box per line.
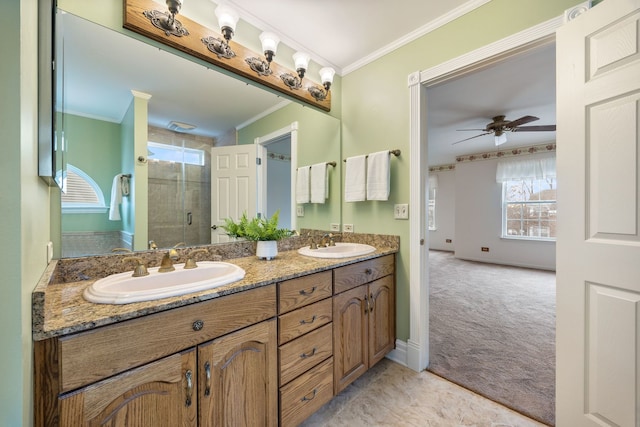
256, 240, 278, 260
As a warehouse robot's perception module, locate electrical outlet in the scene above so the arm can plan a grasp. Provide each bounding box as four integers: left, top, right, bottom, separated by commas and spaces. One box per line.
296, 206, 304, 217
330, 223, 340, 232
481, 247, 490, 252
343, 224, 354, 233
446, 239, 452, 243
394, 203, 409, 219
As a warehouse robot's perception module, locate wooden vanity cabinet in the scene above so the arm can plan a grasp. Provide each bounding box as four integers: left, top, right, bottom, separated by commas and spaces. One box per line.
333, 255, 395, 395
35, 285, 277, 427
277, 271, 335, 427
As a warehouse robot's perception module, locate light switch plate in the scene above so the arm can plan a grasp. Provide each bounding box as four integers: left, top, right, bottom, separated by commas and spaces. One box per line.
394, 204, 409, 219
296, 206, 304, 217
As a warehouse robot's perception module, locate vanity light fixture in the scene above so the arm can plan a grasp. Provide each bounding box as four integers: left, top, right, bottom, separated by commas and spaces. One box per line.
143, 0, 189, 37
281, 51, 310, 90
246, 31, 280, 76
202, 4, 239, 59
308, 67, 335, 101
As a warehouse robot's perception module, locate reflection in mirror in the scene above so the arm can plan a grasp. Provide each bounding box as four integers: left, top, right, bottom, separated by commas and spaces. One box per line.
55, 10, 341, 258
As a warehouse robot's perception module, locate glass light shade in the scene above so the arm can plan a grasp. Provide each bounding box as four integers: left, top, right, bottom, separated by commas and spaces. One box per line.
293, 52, 310, 70
319, 67, 335, 85
259, 32, 280, 54
495, 133, 508, 146
214, 4, 239, 32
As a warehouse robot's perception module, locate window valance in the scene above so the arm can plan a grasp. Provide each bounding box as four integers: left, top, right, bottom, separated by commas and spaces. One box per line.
496, 155, 556, 183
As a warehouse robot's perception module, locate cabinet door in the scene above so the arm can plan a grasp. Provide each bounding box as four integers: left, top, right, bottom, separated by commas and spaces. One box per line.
368, 275, 395, 366
333, 285, 368, 395
198, 319, 277, 427
59, 349, 197, 427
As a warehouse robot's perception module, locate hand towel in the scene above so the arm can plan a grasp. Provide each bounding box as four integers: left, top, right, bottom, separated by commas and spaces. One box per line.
345, 155, 366, 202
366, 151, 390, 201
109, 174, 123, 221
310, 163, 328, 204
296, 166, 311, 204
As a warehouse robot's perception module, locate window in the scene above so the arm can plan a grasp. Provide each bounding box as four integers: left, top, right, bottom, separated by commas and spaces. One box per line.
497, 156, 556, 240
58, 165, 107, 214
148, 141, 205, 166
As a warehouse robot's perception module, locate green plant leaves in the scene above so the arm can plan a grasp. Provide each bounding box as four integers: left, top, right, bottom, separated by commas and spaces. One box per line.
220, 211, 294, 241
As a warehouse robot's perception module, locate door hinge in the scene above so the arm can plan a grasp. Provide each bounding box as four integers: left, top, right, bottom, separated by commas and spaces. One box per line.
256, 157, 262, 165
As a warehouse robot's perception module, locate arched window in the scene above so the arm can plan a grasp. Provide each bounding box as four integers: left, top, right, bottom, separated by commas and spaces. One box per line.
58, 165, 107, 214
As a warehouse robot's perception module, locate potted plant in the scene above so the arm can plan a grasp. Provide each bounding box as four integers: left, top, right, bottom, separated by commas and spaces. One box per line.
221, 211, 294, 260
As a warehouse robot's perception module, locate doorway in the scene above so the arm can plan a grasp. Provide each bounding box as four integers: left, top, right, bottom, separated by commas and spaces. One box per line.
405, 14, 568, 372
255, 122, 298, 230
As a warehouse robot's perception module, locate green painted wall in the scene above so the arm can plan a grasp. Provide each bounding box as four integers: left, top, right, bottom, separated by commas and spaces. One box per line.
238, 103, 342, 230
61, 114, 123, 232
341, 0, 582, 341
1, 1, 50, 425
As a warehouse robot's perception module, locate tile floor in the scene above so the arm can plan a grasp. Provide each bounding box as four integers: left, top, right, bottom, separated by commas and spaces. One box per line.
301, 358, 548, 427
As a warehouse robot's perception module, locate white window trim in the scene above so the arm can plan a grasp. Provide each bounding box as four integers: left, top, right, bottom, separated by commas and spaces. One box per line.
58, 165, 108, 214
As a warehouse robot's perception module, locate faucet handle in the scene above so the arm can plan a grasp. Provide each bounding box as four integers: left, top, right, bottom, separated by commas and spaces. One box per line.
184, 249, 208, 269
122, 257, 149, 277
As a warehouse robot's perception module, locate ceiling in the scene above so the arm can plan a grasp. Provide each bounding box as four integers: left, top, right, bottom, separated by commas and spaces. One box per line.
60, 0, 556, 165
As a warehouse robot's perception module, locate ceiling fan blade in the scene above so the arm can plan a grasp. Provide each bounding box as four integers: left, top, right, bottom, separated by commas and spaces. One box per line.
506, 115, 539, 128
511, 125, 556, 132
456, 128, 487, 132
452, 132, 492, 145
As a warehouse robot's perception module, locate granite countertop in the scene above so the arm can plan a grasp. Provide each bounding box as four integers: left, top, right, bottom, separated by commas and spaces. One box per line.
33, 240, 398, 341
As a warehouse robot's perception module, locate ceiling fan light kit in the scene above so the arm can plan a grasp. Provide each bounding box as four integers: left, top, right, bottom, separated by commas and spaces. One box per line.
453, 114, 556, 146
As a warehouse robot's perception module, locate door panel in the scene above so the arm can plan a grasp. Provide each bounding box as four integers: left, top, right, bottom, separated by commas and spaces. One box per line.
556, 1, 640, 425
210, 145, 256, 243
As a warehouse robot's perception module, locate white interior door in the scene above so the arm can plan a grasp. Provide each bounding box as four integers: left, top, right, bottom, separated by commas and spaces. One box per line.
556, 1, 640, 425
210, 144, 256, 243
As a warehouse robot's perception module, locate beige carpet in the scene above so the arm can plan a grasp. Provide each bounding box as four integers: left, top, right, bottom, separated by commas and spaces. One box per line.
427, 250, 556, 426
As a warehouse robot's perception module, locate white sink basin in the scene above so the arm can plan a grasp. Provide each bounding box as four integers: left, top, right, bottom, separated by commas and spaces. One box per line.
84, 261, 245, 304
298, 242, 376, 259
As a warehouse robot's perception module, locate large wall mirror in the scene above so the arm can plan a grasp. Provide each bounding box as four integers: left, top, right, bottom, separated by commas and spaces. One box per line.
53, 4, 341, 258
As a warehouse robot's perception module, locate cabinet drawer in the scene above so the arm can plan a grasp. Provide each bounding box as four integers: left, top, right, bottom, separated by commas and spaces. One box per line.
58, 284, 276, 392
279, 323, 332, 386
280, 357, 333, 427
279, 271, 332, 314
278, 298, 332, 345
333, 254, 395, 294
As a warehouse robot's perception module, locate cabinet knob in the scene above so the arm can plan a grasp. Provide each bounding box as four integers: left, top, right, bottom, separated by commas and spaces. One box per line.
365, 268, 373, 275
192, 320, 204, 331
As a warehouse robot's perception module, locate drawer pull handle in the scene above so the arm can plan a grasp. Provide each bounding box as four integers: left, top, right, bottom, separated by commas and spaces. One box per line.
369, 293, 375, 313
185, 370, 193, 407
300, 315, 317, 325
204, 361, 211, 396
300, 347, 317, 359
192, 320, 204, 331
299, 286, 317, 296
365, 268, 373, 275
301, 388, 317, 402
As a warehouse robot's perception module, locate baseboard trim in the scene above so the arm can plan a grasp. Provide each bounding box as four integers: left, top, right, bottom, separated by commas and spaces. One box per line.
386, 339, 408, 367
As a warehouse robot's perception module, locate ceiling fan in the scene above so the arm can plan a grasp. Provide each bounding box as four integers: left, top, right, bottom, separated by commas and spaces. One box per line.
453, 115, 556, 146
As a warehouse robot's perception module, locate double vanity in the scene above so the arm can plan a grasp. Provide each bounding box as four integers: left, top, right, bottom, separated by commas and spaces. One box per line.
33, 234, 398, 426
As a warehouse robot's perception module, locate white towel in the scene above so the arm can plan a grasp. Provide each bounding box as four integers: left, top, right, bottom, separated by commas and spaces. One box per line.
366, 151, 390, 201
345, 155, 366, 202
310, 163, 328, 204
109, 174, 123, 221
296, 166, 310, 204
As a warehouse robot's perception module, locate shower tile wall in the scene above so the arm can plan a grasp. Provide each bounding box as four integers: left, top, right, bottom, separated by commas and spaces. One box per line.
148, 127, 213, 248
